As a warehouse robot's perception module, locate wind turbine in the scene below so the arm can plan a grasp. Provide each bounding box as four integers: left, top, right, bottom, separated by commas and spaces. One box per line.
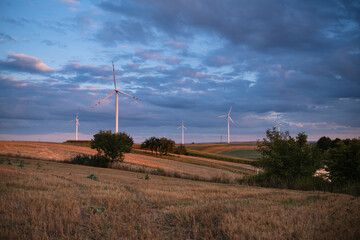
70, 112, 80, 141
178, 120, 186, 145
93, 61, 141, 133
217, 104, 235, 144
274, 114, 284, 132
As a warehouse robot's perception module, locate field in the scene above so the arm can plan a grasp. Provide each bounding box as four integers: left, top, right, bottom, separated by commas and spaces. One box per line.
185, 142, 261, 160
0, 141, 255, 181
1, 141, 360, 239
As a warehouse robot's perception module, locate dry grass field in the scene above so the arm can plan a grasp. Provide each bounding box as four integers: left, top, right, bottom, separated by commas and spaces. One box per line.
0, 141, 251, 182
1, 156, 359, 239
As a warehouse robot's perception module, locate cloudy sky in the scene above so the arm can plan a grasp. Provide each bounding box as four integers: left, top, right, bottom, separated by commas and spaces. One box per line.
0, 0, 359, 143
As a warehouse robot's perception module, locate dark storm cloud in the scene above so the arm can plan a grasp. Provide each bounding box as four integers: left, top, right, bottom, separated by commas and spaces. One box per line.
97, 0, 359, 52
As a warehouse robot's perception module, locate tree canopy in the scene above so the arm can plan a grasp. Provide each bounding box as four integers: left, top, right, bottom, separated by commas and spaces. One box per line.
141, 137, 175, 155
325, 138, 360, 184
257, 128, 321, 181
90, 130, 133, 164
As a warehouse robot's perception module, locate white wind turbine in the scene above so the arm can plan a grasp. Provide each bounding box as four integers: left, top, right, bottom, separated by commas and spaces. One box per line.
274, 114, 284, 132
70, 112, 80, 141
217, 104, 235, 144
93, 62, 141, 134
178, 120, 186, 145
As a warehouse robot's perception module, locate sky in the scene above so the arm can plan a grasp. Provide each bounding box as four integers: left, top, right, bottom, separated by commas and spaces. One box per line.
0, 0, 359, 143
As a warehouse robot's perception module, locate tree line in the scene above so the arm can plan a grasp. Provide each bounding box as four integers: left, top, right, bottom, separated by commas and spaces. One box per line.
251, 128, 360, 195
78, 128, 359, 195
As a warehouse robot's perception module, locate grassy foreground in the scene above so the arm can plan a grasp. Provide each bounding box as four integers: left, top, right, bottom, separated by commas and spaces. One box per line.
1, 157, 360, 239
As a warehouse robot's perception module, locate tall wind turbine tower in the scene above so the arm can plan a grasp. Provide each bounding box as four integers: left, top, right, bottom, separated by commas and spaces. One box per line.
274, 114, 284, 132
93, 62, 141, 133
217, 104, 235, 144
178, 120, 186, 145
70, 113, 80, 141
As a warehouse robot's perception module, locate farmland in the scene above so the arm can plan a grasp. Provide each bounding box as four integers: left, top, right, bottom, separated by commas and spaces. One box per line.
0, 141, 360, 239
185, 142, 261, 160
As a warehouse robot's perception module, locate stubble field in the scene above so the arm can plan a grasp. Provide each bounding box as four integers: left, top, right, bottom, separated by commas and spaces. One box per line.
0, 141, 359, 239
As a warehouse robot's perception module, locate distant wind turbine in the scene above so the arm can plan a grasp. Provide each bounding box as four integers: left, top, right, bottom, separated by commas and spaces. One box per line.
217, 104, 235, 144
274, 114, 284, 132
93, 61, 141, 133
70, 112, 80, 141
178, 120, 186, 145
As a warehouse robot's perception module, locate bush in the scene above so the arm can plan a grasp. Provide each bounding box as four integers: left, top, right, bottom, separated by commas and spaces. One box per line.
70, 154, 110, 168
91, 130, 133, 163
174, 145, 188, 155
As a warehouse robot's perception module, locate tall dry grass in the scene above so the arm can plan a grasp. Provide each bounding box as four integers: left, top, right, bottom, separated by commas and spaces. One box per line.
0, 157, 359, 239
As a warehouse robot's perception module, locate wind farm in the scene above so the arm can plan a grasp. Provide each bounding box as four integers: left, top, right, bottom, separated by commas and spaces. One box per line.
1, 1, 359, 239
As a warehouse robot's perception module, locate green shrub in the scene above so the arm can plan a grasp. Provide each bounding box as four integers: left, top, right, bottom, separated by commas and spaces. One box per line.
87, 173, 98, 180
70, 154, 110, 168
174, 145, 188, 155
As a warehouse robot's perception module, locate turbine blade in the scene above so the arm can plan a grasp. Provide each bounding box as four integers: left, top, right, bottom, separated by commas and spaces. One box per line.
228, 103, 234, 114
229, 116, 235, 126
116, 90, 141, 101
217, 115, 227, 118
112, 61, 117, 90
92, 90, 116, 108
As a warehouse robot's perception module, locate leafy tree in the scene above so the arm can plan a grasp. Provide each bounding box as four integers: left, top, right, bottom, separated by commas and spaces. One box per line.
90, 130, 133, 164
257, 128, 322, 181
316, 136, 333, 152
325, 138, 360, 184
158, 137, 175, 155
332, 138, 342, 148
141, 137, 175, 155
141, 137, 160, 154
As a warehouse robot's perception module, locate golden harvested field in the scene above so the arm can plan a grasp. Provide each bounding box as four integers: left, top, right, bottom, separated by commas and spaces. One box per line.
1, 156, 359, 239
0, 141, 249, 181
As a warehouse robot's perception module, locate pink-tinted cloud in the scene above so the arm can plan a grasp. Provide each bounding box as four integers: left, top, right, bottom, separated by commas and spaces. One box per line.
0, 53, 53, 73
135, 48, 163, 61
60, 0, 80, 5
166, 56, 181, 65
166, 41, 187, 49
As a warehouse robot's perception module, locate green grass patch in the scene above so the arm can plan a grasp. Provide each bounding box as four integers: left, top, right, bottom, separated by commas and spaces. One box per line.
219, 149, 261, 160
186, 150, 258, 167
